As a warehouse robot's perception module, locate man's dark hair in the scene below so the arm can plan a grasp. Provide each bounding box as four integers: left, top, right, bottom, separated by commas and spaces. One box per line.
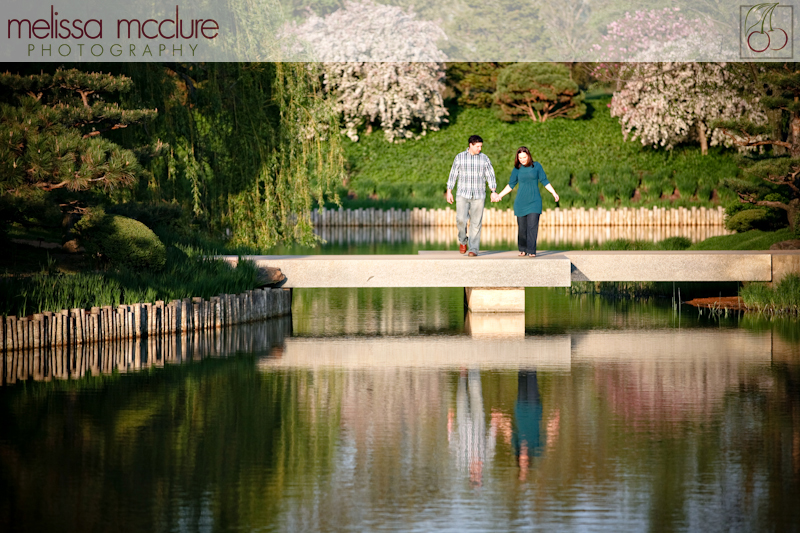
468, 135, 483, 146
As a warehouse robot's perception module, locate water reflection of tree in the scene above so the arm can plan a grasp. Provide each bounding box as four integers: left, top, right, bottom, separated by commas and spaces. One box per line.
583, 359, 800, 530
292, 287, 466, 336
0, 358, 343, 532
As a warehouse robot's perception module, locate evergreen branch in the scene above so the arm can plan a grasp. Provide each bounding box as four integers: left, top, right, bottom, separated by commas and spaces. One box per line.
737, 190, 759, 204
763, 167, 800, 196
77, 90, 94, 109
83, 124, 129, 139
754, 199, 791, 211
720, 128, 791, 149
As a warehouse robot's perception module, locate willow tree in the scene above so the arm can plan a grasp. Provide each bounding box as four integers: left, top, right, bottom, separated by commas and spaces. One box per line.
118, 62, 344, 248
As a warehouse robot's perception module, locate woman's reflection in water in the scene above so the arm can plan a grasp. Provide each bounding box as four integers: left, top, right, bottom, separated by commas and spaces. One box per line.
449, 369, 561, 486
513, 370, 560, 481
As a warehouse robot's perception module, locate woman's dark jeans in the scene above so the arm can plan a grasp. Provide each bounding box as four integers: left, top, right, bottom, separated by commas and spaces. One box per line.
517, 213, 540, 255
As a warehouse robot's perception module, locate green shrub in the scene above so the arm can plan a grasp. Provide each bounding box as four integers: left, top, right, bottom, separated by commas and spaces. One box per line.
725, 208, 771, 232
657, 236, 692, 250
76, 208, 167, 271
106, 201, 186, 231
690, 227, 796, 250
593, 239, 656, 251
445, 62, 512, 108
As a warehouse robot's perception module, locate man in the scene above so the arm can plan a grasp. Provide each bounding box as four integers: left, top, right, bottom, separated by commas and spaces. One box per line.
446, 135, 497, 257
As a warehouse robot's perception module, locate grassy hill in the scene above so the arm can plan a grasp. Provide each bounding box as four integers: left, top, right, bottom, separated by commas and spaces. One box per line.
338, 96, 742, 210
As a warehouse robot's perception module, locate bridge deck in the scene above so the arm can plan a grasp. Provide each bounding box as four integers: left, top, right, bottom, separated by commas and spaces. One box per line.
221, 250, 800, 288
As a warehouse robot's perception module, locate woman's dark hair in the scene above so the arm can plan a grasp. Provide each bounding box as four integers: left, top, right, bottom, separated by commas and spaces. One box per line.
514, 146, 534, 169
468, 135, 483, 146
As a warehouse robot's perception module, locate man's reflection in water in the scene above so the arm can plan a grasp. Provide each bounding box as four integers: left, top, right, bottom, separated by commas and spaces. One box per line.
448, 369, 561, 485
448, 368, 498, 487
513, 370, 560, 481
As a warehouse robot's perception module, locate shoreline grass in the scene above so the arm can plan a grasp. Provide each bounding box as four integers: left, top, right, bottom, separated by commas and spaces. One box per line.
740, 274, 800, 315
0, 245, 258, 318
3, 224, 798, 317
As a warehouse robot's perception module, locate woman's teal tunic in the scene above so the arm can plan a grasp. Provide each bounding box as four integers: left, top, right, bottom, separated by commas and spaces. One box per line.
507, 162, 550, 217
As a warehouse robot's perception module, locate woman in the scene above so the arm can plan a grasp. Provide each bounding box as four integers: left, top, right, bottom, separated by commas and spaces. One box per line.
494, 147, 559, 257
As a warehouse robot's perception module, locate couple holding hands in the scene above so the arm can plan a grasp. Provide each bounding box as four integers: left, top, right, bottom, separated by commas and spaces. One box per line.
446, 135, 559, 257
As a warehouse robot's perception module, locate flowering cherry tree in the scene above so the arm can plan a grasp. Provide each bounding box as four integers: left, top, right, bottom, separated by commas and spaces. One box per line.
591, 8, 709, 78
609, 63, 766, 154
282, 1, 449, 142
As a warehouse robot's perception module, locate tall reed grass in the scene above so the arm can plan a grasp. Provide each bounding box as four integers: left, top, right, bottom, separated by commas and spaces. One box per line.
0, 246, 258, 317
740, 274, 800, 314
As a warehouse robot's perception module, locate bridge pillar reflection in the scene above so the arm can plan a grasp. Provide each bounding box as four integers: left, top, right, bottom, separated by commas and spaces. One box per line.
464, 311, 525, 338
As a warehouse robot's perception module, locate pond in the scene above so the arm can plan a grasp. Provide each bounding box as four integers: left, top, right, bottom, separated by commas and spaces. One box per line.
1, 234, 798, 532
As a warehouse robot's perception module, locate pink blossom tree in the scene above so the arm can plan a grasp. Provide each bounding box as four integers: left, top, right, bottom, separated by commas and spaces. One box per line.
591, 8, 709, 79
609, 63, 766, 155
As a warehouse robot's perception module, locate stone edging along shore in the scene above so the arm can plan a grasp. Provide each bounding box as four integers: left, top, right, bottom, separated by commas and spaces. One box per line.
1, 287, 291, 354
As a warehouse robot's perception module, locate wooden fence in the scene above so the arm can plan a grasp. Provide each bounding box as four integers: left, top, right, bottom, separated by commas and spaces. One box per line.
2, 317, 291, 386
310, 206, 727, 227
1, 287, 291, 354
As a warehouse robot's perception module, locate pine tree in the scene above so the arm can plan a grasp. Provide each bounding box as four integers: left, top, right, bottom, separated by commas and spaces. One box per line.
0, 69, 157, 214
494, 63, 586, 123
718, 64, 800, 232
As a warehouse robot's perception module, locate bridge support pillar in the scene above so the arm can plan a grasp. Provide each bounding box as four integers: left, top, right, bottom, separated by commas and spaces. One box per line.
464, 287, 525, 313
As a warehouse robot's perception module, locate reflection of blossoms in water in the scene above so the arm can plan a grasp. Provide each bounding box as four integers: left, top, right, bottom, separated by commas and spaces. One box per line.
281, 1, 449, 143
594, 359, 775, 432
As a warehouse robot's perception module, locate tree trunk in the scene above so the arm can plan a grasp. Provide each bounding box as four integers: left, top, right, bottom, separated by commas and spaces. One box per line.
698, 122, 708, 156
768, 108, 785, 155
789, 114, 800, 158
788, 198, 800, 231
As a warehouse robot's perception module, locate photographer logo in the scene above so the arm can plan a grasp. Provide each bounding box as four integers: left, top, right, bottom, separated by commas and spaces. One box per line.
741, 3, 793, 58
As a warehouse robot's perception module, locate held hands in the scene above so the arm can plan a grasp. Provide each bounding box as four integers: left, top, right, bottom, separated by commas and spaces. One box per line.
490, 192, 501, 203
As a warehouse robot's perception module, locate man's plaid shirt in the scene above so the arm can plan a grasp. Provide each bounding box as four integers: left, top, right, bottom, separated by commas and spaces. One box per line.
446, 150, 497, 200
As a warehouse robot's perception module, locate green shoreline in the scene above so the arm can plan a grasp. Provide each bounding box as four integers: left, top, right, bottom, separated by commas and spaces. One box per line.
4, 227, 799, 317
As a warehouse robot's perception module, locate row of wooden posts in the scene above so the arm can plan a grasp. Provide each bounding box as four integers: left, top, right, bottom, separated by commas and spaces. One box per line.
310, 206, 727, 227
3, 317, 291, 386
1, 287, 292, 354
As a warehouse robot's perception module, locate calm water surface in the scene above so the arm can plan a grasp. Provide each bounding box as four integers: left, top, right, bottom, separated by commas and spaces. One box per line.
1, 261, 799, 531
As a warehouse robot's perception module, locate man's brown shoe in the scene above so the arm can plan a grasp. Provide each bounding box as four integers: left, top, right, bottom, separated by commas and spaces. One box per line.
468, 251, 477, 257
459, 244, 467, 254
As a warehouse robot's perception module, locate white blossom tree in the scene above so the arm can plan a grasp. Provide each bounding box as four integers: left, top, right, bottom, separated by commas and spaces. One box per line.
609, 63, 767, 155
282, 1, 449, 142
